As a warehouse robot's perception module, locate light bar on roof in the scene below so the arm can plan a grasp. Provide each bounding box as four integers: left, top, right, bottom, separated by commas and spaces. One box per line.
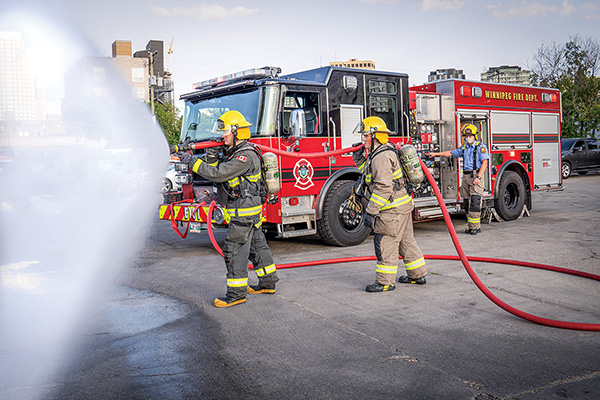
192, 66, 281, 90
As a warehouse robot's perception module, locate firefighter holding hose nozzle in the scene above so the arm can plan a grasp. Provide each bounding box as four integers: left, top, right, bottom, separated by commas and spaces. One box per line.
178, 110, 279, 308
428, 124, 489, 235
352, 116, 428, 292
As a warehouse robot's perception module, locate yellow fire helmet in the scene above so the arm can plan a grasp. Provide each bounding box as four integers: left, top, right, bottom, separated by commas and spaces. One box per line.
461, 123, 478, 140
214, 110, 252, 140
352, 116, 391, 144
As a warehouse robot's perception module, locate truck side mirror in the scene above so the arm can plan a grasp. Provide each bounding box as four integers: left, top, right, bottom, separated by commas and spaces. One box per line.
290, 109, 307, 140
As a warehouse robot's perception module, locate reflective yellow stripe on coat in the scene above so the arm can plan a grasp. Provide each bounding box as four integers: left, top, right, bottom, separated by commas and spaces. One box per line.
225, 204, 263, 217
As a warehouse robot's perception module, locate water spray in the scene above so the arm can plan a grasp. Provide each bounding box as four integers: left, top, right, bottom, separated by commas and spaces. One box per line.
0, 6, 168, 399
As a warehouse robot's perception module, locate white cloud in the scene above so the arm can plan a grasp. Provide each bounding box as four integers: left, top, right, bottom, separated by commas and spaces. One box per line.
487, 0, 598, 19
358, 0, 398, 4
558, 0, 577, 16
420, 0, 467, 12
149, 4, 259, 20
580, 2, 600, 19
487, 1, 557, 18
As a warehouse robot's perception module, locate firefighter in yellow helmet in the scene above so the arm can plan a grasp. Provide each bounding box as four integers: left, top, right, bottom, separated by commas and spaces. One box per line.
178, 110, 279, 307
429, 123, 489, 234
351, 116, 428, 291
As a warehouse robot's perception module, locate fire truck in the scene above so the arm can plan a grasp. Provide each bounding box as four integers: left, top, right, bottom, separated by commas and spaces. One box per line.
160, 66, 562, 246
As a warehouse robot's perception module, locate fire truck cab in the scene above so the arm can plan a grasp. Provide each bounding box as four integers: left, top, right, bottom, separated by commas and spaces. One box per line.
160, 66, 562, 246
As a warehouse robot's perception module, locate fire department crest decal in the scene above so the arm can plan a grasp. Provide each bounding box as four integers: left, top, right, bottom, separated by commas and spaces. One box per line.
293, 159, 314, 190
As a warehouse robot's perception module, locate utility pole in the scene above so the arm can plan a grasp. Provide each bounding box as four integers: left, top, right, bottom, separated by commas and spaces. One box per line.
149, 50, 156, 115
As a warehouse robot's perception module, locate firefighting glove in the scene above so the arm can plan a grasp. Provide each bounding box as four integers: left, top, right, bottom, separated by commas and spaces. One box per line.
205, 145, 223, 165
352, 142, 364, 154
363, 213, 376, 230
178, 151, 194, 167
169, 144, 179, 154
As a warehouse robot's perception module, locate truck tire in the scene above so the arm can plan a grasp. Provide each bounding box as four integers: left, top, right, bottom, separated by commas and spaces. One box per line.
317, 180, 370, 246
494, 170, 526, 221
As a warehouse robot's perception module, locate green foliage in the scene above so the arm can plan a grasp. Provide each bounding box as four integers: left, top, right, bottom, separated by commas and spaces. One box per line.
530, 35, 600, 138
152, 102, 182, 145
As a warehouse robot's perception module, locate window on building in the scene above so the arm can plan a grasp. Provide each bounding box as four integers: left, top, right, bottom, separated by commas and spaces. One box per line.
92, 67, 106, 82
282, 91, 321, 135
132, 67, 144, 83
132, 87, 145, 100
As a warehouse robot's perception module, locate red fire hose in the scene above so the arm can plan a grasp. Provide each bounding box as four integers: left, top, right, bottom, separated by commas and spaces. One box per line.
193, 142, 600, 331
187, 140, 362, 159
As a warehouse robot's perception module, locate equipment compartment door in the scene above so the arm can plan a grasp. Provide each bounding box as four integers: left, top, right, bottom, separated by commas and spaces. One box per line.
532, 113, 561, 187
340, 104, 363, 152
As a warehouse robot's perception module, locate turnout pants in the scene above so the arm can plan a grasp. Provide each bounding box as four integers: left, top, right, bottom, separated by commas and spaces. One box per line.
373, 212, 427, 286
460, 175, 485, 230
222, 218, 279, 299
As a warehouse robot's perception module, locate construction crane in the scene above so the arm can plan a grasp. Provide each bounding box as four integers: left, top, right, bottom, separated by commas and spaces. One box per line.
167, 37, 174, 77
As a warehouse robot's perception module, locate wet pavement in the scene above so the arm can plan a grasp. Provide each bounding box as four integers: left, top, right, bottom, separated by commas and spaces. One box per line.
4, 173, 600, 399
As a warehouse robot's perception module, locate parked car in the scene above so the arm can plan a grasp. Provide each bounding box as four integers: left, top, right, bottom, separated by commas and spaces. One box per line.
162, 161, 180, 192
561, 138, 600, 179
0, 147, 14, 163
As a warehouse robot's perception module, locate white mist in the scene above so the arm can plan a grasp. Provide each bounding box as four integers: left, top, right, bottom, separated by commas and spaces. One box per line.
0, 5, 169, 399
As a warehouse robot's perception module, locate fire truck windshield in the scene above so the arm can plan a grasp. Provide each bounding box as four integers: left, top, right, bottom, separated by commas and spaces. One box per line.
180, 86, 279, 142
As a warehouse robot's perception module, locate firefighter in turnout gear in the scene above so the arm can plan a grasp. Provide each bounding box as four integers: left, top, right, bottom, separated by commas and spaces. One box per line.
352, 117, 428, 292
179, 110, 279, 307
429, 123, 489, 234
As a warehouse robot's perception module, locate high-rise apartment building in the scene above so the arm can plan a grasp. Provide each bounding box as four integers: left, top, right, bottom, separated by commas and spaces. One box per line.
0, 31, 44, 122
481, 66, 531, 86
428, 68, 466, 82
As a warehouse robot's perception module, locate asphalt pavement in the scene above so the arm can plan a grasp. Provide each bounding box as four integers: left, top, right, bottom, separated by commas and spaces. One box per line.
12, 172, 600, 399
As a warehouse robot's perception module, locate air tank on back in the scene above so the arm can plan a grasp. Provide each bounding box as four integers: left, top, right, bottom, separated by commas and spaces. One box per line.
262, 152, 280, 194
398, 144, 425, 185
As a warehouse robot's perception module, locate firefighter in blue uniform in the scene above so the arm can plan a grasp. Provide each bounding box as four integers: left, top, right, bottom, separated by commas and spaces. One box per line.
178, 110, 279, 307
429, 123, 489, 234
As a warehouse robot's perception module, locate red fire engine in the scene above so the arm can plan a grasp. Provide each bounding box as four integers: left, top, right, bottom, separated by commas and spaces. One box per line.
159, 66, 562, 246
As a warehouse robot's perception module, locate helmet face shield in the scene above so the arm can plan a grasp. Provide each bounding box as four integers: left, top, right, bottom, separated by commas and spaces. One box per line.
352, 121, 366, 136
352, 121, 377, 137
212, 119, 233, 136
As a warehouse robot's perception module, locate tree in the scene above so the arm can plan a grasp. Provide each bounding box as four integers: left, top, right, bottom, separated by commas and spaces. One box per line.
530, 35, 600, 138
152, 102, 182, 145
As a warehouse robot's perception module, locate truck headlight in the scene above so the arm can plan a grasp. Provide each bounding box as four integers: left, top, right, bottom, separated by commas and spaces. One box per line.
212, 206, 225, 224
175, 173, 192, 184
174, 163, 189, 172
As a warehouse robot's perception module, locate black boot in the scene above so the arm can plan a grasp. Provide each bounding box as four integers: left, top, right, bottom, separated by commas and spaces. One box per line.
248, 284, 276, 294
365, 282, 395, 292
397, 276, 427, 284
214, 296, 246, 308
465, 228, 481, 235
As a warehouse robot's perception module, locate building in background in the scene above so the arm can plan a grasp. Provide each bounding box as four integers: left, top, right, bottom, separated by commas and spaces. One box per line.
481, 65, 531, 86
111, 39, 174, 107
0, 31, 47, 139
329, 58, 376, 70
111, 40, 149, 102
428, 68, 466, 82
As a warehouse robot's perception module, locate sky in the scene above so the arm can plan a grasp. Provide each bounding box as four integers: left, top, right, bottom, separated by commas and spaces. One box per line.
2, 0, 600, 110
